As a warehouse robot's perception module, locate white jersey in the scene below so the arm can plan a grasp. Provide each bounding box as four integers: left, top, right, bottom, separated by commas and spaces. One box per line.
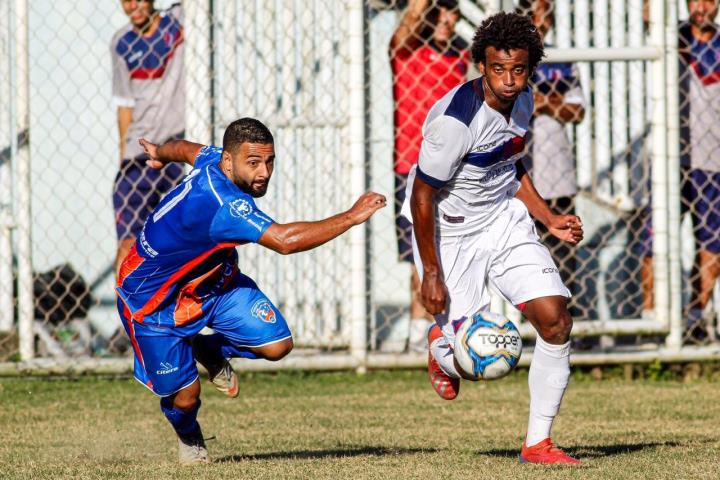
401, 78, 533, 235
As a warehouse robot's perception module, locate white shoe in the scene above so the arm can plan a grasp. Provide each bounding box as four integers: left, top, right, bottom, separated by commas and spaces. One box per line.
178, 428, 210, 465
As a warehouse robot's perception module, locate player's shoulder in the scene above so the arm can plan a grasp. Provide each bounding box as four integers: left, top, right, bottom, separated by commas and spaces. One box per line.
162, 3, 184, 24
111, 24, 134, 52
437, 78, 484, 127
194, 145, 223, 169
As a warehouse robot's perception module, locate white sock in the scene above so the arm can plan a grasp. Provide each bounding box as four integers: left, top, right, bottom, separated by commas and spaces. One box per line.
430, 335, 461, 379
525, 336, 571, 447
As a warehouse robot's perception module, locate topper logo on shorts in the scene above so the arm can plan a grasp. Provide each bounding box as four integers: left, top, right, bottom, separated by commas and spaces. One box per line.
251, 299, 276, 323
156, 362, 179, 375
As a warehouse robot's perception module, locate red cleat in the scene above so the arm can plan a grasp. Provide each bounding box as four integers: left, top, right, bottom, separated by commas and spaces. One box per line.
519, 438, 581, 465
427, 324, 460, 400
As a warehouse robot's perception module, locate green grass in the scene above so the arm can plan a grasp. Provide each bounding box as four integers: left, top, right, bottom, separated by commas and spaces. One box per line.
1, 370, 719, 479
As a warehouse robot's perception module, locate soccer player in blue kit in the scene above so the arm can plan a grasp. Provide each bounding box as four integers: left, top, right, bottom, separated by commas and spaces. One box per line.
116, 118, 386, 464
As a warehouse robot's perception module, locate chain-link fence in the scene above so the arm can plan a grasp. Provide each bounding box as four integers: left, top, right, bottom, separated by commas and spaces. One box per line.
1, 0, 718, 371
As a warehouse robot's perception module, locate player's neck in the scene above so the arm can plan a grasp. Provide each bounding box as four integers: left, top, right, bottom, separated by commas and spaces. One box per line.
134, 12, 161, 37
481, 78, 514, 119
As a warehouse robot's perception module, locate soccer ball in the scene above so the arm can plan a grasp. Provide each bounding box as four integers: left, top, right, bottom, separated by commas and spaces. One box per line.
454, 311, 522, 380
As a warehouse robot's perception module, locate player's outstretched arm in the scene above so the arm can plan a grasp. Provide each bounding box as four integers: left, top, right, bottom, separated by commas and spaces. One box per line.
411, 176, 448, 315
139, 138, 205, 169
515, 161, 584, 244
258, 192, 386, 255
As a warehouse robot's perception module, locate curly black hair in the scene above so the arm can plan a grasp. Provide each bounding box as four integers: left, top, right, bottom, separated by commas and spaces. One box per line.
471, 12, 545, 70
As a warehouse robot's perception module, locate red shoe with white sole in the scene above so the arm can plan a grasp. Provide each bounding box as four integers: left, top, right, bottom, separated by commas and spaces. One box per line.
519, 438, 581, 465
427, 324, 459, 400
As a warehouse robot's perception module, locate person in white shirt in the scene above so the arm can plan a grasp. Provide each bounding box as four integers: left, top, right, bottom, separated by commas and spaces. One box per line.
402, 12, 583, 465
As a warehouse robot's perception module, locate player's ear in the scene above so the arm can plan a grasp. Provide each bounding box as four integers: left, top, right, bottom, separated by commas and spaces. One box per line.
478, 61, 486, 76
221, 150, 232, 173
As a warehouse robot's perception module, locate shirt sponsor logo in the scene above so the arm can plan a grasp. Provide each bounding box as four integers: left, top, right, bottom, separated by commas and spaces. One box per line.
442, 214, 465, 224
251, 299, 276, 323
473, 139, 501, 153
542, 267, 559, 274
139, 228, 158, 258
156, 362, 179, 375
229, 198, 252, 218
128, 50, 144, 63
478, 163, 515, 184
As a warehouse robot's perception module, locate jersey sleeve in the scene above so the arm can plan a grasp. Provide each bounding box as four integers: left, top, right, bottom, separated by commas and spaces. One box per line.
193, 145, 222, 169
209, 195, 275, 244
167, 3, 184, 24
416, 115, 473, 188
111, 37, 135, 108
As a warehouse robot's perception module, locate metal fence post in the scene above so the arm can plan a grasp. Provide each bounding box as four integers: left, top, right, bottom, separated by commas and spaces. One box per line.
349, 0, 368, 373
12, 0, 33, 360
649, 0, 670, 334
665, 0, 682, 350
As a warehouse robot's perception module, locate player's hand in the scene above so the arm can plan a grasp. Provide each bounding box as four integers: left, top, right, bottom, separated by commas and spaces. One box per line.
348, 192, 387, 225
139, 138, 164, 169
547, 214, 583, 244
421, 271, 448, 315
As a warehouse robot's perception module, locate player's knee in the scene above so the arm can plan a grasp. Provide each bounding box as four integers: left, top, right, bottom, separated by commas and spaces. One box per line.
258, 338, 294, 361
538, 309, 573, 344
171, 382, 201, 411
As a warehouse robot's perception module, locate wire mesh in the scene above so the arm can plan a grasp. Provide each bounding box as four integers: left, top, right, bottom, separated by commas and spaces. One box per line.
2, 0, 719, 365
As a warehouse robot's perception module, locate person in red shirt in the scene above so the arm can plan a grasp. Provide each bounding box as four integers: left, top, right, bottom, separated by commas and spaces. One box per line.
389, 0, 469, 351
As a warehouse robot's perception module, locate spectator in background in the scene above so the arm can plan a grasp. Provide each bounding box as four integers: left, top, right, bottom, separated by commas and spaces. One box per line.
518, 0, 585, 308
642, 0, 720, 342
389, 0, 469, 351
111, 0, 185, 276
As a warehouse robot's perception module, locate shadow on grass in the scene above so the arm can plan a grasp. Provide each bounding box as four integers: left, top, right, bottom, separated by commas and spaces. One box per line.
216, 446, 435, 463
476, 441, 684, 459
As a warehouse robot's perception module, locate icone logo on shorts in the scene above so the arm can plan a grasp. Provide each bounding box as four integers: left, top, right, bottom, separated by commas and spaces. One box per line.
251, 299, 276, 323
156, 362, 179, 375
230, 199, 253, 218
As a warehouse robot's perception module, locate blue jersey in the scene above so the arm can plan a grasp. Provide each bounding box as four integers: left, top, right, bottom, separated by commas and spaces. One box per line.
116, 146, 274, 326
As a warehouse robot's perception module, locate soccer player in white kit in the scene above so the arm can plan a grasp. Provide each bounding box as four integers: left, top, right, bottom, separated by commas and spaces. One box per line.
401, 12, 583, 465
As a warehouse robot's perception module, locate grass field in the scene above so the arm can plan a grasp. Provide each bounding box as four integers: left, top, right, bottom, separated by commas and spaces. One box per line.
1, 370, 719, 479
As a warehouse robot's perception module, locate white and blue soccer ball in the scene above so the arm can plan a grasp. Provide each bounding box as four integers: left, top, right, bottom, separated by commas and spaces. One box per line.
454, 311, 522, 381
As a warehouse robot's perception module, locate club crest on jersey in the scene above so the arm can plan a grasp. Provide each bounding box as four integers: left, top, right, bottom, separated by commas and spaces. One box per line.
230, 198, 253, 218
251, 299, 276, 323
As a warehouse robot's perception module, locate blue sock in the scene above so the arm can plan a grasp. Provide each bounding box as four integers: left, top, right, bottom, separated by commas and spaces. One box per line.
160, 397, 201, 437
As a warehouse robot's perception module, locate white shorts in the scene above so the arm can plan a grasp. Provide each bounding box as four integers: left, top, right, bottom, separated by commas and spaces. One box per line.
412, 198, 570, 343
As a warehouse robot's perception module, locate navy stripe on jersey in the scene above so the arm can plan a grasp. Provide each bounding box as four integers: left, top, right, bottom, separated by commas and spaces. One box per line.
463, 136, 525, 168
417, 166, 447, 189
444, 79, 485, 126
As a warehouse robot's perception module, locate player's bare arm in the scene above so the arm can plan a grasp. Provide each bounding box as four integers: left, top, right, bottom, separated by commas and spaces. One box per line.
259, 192, 386, 255
139, 138, 205, 169
410, 176, 448, 315
515, 161, 583, 244
532, 91, 585, 124
117, 106, 133, 162
389, 0, 429, 54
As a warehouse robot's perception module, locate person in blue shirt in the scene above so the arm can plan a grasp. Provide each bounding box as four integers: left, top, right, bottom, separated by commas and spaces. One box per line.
116, 117, 386, 464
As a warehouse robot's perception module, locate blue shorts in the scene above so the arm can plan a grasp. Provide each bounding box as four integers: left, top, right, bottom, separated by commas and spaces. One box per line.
640, 168, 720, 256
118, 273, 292, 397
113, 156, 184, 241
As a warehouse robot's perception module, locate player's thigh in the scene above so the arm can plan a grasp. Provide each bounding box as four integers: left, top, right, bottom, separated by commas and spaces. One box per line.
489, 213, 570, 307
413, 231, 490, 343
132, 323, 199, 398
685, 168, 720, 254
208, 274, 292, 349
